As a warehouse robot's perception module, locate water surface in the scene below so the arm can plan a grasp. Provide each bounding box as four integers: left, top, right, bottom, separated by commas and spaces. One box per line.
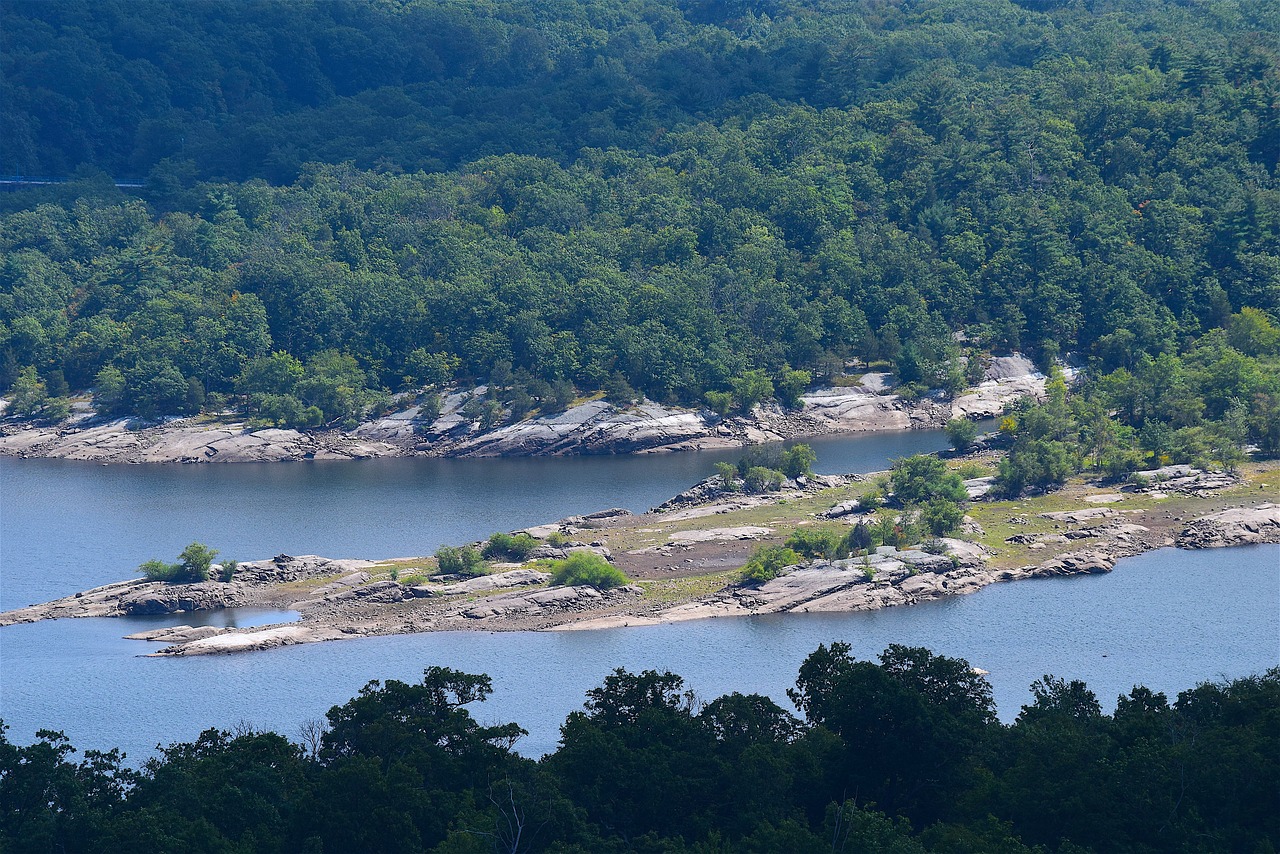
1, 428, 956, 610
1, 546, 1274, 760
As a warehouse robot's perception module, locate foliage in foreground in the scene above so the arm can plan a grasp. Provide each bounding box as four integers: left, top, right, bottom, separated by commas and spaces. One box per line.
2, 648, 1276, 854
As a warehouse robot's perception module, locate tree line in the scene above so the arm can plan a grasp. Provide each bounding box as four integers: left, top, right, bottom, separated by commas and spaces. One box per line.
3, 647, 1275, 853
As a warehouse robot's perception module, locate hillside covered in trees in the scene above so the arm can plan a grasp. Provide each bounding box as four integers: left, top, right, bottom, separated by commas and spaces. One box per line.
3, 648, 1277, 853
1, 0, 1277, 446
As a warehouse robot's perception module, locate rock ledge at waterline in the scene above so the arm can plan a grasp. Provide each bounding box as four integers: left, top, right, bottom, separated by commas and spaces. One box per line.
0, 358, 1045, 464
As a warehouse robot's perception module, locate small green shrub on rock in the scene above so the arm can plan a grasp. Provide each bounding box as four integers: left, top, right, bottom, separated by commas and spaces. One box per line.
740, 545, 801, 584
434, 544, 487, 577
138, 542, 218, 584
482, 532, 538, 561
549, 551, 630, 590
784, 526, 845, 560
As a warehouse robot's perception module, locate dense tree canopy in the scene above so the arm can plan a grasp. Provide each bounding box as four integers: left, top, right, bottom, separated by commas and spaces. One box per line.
0, 0, 1276, 422
3, 650, 1277, 852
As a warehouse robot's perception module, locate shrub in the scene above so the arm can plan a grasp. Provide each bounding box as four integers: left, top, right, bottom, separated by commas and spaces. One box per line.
546, 531, 569, 547
785, 526, 845, 560
178, 542, 218, 582
744, 466, 785, 493
856, 489, 883, 511
921, 498, 965, 537
550, 551, 630, 590
780, 444, 817, 479
435, 544, 487, 577
843, 522, 879, 555
740, 545, 801, 584
482, 532, 538, 561
714, 461, 741, 492
704, 390, 733, 416
945, 417, 978, 451
138, 542, 218, 583
776, 368, 811, 408
218, 559, 239, 582
139, 559, 183, 582
890, 455, 968, 506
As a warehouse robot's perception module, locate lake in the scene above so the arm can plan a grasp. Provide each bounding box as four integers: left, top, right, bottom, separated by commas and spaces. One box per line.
1, 431, 1276, 761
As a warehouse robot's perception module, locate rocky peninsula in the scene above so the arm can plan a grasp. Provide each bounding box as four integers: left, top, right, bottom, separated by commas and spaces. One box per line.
0, 357, 1045, 464
2, 455, 1275, 657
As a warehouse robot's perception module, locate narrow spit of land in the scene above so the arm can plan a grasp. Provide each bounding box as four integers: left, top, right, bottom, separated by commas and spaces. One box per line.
3, 456, 1276, 656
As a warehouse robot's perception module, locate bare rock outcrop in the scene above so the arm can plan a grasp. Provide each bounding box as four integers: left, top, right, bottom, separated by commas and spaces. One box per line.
446, 401, 713, 456
1176, 504, 1280, 548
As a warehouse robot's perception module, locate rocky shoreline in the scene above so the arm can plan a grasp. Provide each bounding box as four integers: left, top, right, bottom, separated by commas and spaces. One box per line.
2, 458, 1274, 657
0, 357, 1045, 465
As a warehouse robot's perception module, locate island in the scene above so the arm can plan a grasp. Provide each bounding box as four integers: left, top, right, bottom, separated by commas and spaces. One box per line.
5, 449, 1275, 656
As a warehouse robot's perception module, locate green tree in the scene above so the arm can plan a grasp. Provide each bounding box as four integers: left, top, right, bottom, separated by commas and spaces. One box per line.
732, 370, 774, 413
6, 366, 47, 417
781, 443, 817, 479
785, 526, 845, 560
944, 418, 978, 451
434, 545, 487, 577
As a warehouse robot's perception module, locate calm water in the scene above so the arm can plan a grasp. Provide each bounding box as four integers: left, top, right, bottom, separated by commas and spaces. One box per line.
1, 546, 1275, 760
1, 431, 1276, 761
1, 428, 956, 610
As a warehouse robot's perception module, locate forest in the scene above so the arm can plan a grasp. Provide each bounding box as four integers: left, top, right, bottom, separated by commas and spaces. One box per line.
0, 0, 1276, 443
2, 647, 1276, 853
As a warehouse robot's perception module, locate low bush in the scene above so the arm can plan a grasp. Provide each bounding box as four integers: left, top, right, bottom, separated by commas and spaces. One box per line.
785, 526, 845, 560
435, 545, 487, 577
549, 552, 630, 590
482, 532, 538, 561
138, 542, 218, 584
740, 545, 801, 584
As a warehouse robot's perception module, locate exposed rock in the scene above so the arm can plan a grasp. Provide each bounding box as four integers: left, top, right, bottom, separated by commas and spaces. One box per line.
798, 388, 912, 432
950, 356, 1046, 419
458, 585, 603, 620
152, 625, 346, 656
439, 569, 551, 595
448, 401, 712, 456
1031, 550, 1116, 577
312, 572, 372, 596
669, 526, 772, 543
963, 476, 996, 499
1134, 466, 1240, 496
1176, 504, 1280, 548
119, 582, 245, 615
124, 625, 230, 643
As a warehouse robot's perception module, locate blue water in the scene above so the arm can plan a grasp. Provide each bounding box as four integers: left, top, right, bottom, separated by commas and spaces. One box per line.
1, 546, 1275, 761
0, 428, 958, 610
1, 431, 1275, 762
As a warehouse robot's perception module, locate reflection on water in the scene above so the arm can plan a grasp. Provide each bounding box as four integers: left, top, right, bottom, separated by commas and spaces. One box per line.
120, 607, 300, 632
